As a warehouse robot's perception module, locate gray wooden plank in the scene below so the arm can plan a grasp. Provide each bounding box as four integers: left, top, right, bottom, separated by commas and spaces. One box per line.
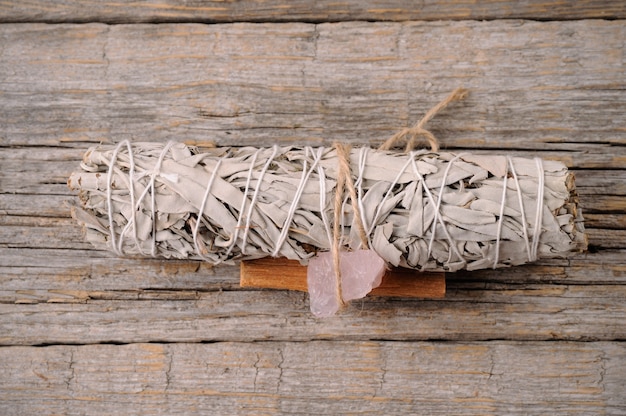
1, 247, 625, 295
1, 246, 625, 289
0, 0, 624, 23
0, 21, 624, 159
0, 247, 239, 293
0, 341, 624, 414
1, 277, 625, 344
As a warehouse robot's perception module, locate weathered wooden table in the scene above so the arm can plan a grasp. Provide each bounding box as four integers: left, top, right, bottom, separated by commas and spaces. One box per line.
1, 2, 625, 414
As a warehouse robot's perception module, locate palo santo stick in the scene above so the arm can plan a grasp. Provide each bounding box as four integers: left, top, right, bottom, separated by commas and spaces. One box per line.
240, 258, 445, 298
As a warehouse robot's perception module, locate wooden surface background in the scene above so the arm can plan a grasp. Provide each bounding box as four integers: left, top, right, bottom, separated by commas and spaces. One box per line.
1, 1, 625, 414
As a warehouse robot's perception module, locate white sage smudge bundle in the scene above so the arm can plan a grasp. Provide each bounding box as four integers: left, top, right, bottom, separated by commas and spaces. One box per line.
68, 141, 586, 272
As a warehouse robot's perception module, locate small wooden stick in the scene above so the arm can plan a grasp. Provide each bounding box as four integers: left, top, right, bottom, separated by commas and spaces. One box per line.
240, 258, 445, 298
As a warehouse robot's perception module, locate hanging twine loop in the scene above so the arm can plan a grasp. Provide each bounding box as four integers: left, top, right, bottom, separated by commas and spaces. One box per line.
378, 87, 468, 153
331, 142, 370, 306
330, 87, 468, 306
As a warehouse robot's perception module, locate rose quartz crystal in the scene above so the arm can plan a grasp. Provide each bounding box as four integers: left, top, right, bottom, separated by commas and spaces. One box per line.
307, 249, 386, 317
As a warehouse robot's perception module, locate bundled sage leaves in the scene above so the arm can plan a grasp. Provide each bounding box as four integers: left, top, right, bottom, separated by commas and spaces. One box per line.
68, 141, 586, 272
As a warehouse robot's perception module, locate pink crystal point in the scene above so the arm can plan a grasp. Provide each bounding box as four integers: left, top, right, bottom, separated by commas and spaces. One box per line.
340, 250, 386, 301
307, 252, 340, 318
307, 249, 386, 317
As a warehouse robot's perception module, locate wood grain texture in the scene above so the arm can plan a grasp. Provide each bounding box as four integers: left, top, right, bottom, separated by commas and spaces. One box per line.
2, 281, 626, 345
1, 17, 625, 415
1, 0, 624, 23
1, 249, 626, 346
0, 21, 624, 163
1, 341, 624, 415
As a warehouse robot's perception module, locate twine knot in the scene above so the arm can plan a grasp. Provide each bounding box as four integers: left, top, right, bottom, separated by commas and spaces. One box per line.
379, 87, 468, 153
331, 142, 370, 306
330, 87, 468, 307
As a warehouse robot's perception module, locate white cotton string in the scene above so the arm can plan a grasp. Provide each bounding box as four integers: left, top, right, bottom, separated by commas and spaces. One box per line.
272, 149, 309, 257
106, 142, 124, 256
193, 158, 223, 261
272, 146, 324, 257
241, 145, 279, 255
531, 157, 545, 261
117, 142, 141, 255
106, 140, 138, 256
427, 153, 468, 262
508, 156, 532, 262
408, 152, 464, 265
124, 141, 176, 256
318, 165, 333, 248
354, 146, 371, 249
339, 191, 349, 247
493, 166, 509, 269
224, 149, 260, 258
366, 156, 412, 237
148, 141, 176, 256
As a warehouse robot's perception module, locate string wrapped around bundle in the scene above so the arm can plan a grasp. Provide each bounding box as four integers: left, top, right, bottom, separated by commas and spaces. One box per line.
68, 140, 586, 273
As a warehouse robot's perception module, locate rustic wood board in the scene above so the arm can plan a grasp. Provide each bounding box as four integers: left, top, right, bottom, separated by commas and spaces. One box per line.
1, 280, 626, 345
1, 341, 624, 414
0, 17, 625, 414
1, 0, 624, 23
0, 21, 624, 158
